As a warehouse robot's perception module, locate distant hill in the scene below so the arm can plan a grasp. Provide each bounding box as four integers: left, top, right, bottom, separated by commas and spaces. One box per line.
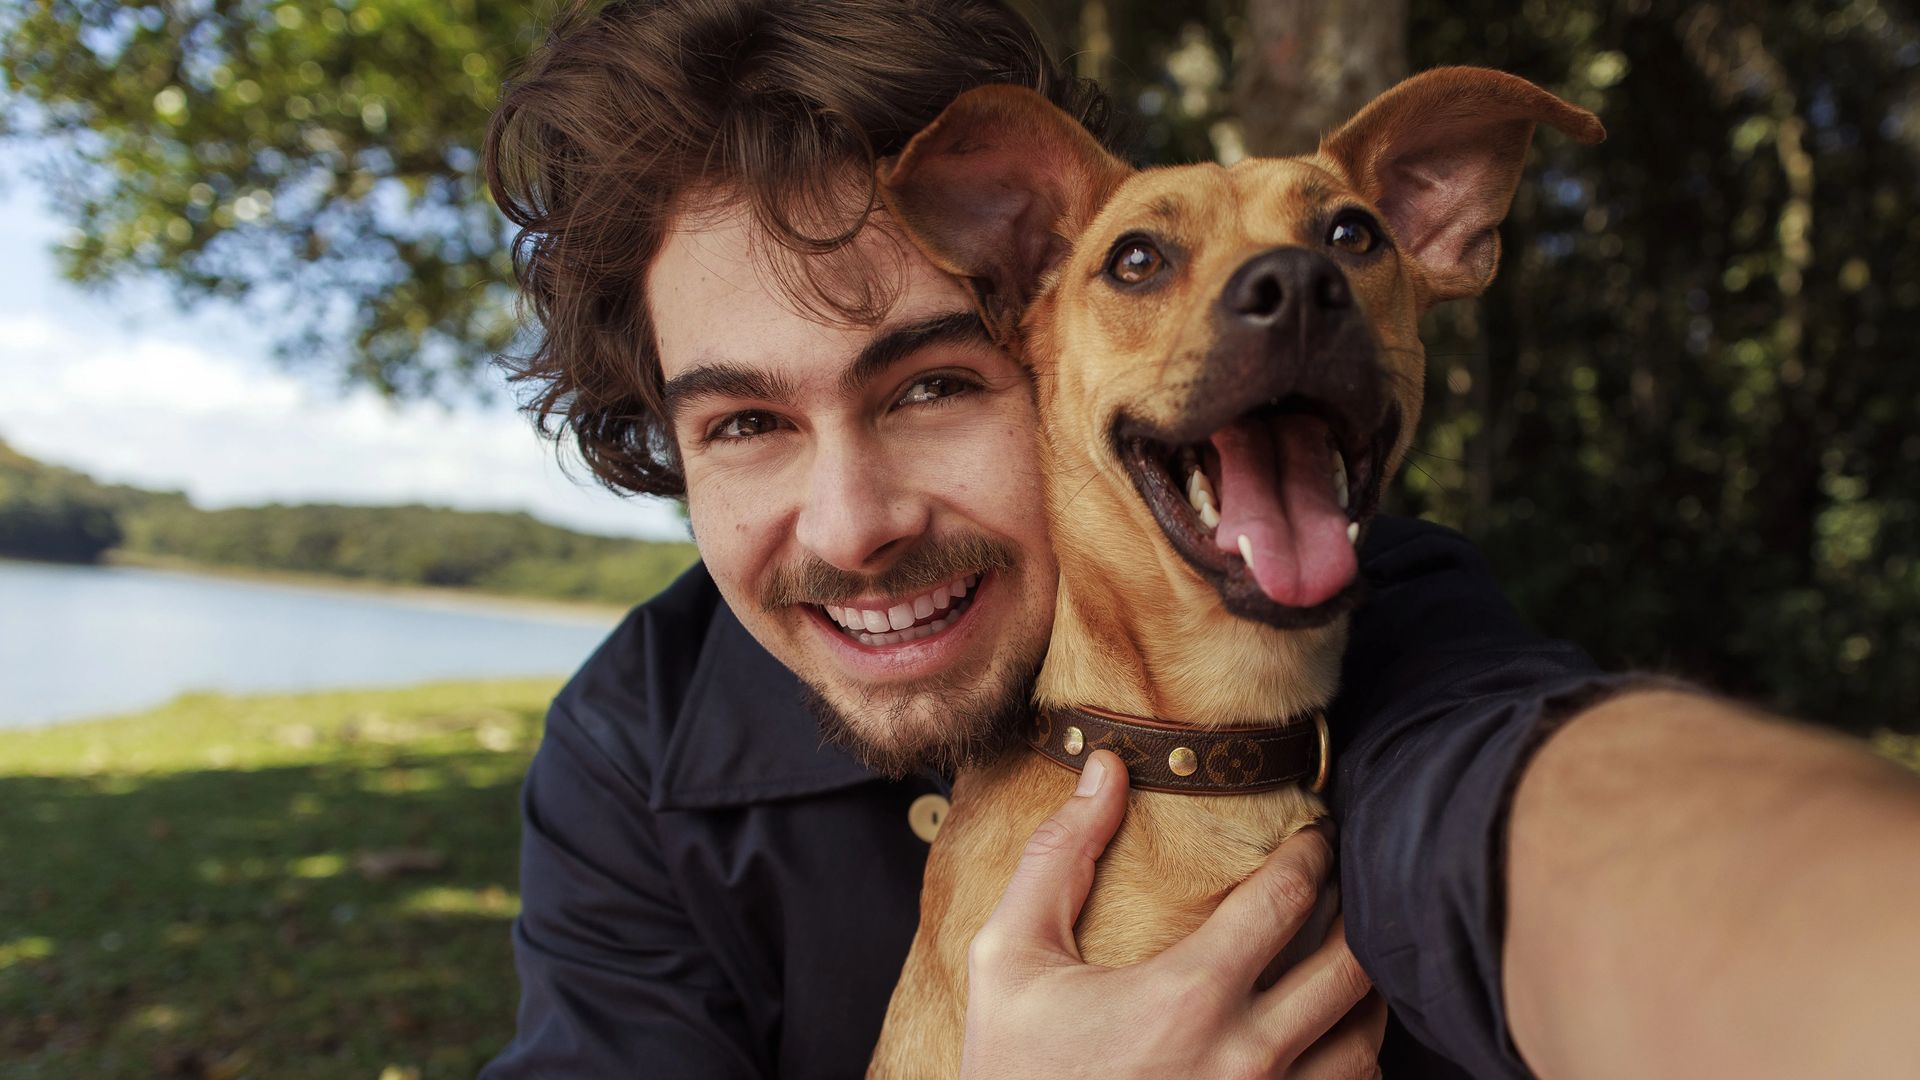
0, 439, 698, 607
0, 439, 188, 563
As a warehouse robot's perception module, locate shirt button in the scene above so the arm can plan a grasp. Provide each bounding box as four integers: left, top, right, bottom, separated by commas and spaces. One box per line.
908, 793, 950, 844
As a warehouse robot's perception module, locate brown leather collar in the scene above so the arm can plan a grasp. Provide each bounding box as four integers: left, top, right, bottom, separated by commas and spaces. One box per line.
1026, 704, 1330, 796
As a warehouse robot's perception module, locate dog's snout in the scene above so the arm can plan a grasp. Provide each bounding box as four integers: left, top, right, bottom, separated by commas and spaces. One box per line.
1221, 248, 1352, 328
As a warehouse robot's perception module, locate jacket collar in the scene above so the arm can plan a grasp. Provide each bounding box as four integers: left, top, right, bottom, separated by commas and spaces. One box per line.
653, 590, 882, 811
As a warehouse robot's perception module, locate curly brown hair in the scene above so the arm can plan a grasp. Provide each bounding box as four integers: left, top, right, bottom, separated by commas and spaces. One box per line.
484, 0, 1116, 499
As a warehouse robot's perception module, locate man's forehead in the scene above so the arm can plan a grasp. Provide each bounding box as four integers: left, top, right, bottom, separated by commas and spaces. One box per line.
649, 199, 975, 383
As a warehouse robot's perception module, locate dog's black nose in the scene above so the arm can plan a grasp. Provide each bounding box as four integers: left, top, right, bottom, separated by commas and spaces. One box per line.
1221, 248, 1353, 327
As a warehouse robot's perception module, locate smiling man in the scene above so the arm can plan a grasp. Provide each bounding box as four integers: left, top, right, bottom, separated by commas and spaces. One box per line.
479, 2, 1920, 1079
651, 212, 1049, 779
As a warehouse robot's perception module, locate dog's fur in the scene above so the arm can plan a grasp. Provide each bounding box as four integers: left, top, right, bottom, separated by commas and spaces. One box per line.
866, 68, 1604, 1077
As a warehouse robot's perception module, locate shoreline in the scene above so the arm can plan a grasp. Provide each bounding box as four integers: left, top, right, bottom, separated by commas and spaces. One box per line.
89, 550, 636, 623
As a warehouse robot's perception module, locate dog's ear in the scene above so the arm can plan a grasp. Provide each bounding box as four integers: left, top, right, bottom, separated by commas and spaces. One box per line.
1320, 66, 1604, 306
879, 85, 1129, 349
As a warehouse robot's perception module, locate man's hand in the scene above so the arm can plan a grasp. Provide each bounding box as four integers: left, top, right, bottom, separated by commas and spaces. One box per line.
959, 750, 1385, 1080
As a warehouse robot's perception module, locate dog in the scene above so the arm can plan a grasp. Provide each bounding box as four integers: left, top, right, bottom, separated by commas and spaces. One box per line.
865, 67, 1604, 1077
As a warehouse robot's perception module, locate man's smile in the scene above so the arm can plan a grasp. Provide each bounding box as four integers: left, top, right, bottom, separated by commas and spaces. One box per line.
820, 572, 982, 646
803, 570, 1001, 682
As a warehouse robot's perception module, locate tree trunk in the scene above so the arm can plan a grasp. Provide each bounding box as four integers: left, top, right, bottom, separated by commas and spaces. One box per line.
1233, 0, 1409, 156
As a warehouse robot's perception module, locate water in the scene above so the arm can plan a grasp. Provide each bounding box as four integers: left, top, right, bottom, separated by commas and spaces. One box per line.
0, 560, 625, 729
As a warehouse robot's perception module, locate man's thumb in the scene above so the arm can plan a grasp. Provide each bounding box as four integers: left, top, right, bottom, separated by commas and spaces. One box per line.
971, 750, 1129, 969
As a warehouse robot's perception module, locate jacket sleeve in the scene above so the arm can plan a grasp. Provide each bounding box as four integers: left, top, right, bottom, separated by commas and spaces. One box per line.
1329, 519, 1655, 1079
481, 700, 765, 1079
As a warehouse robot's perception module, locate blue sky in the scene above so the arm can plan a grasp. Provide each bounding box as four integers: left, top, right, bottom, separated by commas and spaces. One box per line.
0, 172, 687, 541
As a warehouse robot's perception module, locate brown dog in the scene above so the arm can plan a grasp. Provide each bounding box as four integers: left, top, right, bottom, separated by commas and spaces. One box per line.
866, 68, 1603, 1077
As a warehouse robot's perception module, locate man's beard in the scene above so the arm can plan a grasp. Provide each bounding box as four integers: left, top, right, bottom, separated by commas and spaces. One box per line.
761, 531, 1044, 778
800, 646, 1042, 779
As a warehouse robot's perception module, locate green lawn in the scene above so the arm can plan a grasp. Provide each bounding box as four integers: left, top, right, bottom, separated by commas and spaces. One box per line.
0, 679, 558, 1079
3, 682, 1915, 1080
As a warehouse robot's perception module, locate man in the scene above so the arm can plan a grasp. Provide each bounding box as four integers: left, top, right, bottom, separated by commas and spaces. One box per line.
480, 2, 1920, 1077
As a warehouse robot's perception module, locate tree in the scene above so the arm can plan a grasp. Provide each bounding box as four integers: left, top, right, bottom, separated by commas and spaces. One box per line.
6, 0, 1917, 732
1, 0, 537, 395
1234, 0, 1407, 156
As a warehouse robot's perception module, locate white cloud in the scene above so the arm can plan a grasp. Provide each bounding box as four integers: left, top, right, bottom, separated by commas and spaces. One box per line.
0, 310, 687, 540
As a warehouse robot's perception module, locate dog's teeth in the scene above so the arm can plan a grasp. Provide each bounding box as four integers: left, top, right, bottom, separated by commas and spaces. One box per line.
1187, 469, 1217, 515
1237, 533, 1254, 564
1332, 455, 1349, 510
1347, 521, 1360, 545
1199, 498, 1220, 530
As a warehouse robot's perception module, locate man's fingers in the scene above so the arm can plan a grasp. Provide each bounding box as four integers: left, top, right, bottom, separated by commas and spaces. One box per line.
1165, 821, 1335, 986
1251, 915, 1375, 1058
971, 750, 1129, 972
1286, 990, 1388, 1080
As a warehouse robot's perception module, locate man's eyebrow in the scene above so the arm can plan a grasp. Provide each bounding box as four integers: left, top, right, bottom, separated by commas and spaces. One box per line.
840, 310, 991, 394
662, 363, 798, 425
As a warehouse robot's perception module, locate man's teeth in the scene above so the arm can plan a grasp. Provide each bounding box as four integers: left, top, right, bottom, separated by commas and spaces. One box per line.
824, 573, 980, 645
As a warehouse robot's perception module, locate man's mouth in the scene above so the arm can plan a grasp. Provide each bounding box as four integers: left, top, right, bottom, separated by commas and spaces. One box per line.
817, 573, 983, 647
1117, 398, 1398, 627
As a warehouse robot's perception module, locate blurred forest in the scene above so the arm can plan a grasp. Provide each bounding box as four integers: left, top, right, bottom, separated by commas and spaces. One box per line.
3, 0, 1916, 733
0, 439, 697, 606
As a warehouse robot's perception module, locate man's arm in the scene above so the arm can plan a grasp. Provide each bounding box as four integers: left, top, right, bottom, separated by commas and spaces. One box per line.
1328, 519, 1920, 1077
481, 701, 764, 1079
1503, 689, 1920, 1079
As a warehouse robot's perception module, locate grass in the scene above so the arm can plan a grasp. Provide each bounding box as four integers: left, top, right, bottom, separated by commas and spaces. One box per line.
0, 679, 558, 1079
3, 681, 1915, 1080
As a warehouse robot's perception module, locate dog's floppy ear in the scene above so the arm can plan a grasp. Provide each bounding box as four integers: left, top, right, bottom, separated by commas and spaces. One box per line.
879, 85, 1129, 349
1320, 66, 1604, 306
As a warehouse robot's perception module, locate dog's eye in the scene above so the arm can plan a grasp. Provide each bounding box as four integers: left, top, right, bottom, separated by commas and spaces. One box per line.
1107, 239, 1165, 285
1327, 215, 1378, 255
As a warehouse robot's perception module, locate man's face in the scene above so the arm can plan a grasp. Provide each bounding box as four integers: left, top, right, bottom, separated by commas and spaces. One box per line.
648, 200, 1056, 776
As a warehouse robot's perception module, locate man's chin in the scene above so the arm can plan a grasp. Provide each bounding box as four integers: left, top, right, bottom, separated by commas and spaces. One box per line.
800, 663, 1037, 780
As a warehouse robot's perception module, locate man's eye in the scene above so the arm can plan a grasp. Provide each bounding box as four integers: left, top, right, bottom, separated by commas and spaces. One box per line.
896, 376, 973, 407
709, 411, 782, 441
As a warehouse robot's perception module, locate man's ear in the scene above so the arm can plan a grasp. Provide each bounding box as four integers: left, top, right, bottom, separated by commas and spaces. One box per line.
878, 85, 1130, 349
1320, 66, 1605, 306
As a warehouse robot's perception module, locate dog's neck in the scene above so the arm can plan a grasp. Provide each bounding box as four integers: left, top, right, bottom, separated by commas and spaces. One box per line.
1033, 558, 1349, 731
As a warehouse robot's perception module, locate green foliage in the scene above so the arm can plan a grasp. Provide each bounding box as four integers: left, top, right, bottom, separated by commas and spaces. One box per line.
0, 442, 697, 605
0, 678, 556, 1078
1, 0, 539, 394
1395, 0, 1920, 733
0, 437, 183, 562
116, 500, 698, 605
6, 0, 1917, 730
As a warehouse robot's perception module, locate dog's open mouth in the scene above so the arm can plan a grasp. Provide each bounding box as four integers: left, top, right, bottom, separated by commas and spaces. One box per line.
1118, 398, 1398, 627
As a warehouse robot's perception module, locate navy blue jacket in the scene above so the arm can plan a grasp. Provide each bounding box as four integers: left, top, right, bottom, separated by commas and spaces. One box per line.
481, 517, 1635, 1078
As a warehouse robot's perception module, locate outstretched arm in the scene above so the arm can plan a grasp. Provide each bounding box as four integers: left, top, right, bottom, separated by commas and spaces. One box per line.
1503, 689, 1920, 1079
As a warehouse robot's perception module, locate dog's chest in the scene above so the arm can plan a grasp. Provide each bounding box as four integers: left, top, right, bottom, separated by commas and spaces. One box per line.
931, 753, 1326, 968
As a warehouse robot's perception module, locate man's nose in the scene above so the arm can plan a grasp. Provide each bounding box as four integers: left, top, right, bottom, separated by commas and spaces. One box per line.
793, 441, 929, 572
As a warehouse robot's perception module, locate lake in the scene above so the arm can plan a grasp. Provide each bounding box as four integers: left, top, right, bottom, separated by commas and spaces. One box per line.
0, 559, 625, 729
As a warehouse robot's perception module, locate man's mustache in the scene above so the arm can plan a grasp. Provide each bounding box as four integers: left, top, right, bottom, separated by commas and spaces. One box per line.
761, 535, 1017, 610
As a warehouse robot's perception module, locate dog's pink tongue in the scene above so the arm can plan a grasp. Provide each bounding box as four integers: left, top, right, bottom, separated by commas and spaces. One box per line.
1211, 415, 1357, 608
